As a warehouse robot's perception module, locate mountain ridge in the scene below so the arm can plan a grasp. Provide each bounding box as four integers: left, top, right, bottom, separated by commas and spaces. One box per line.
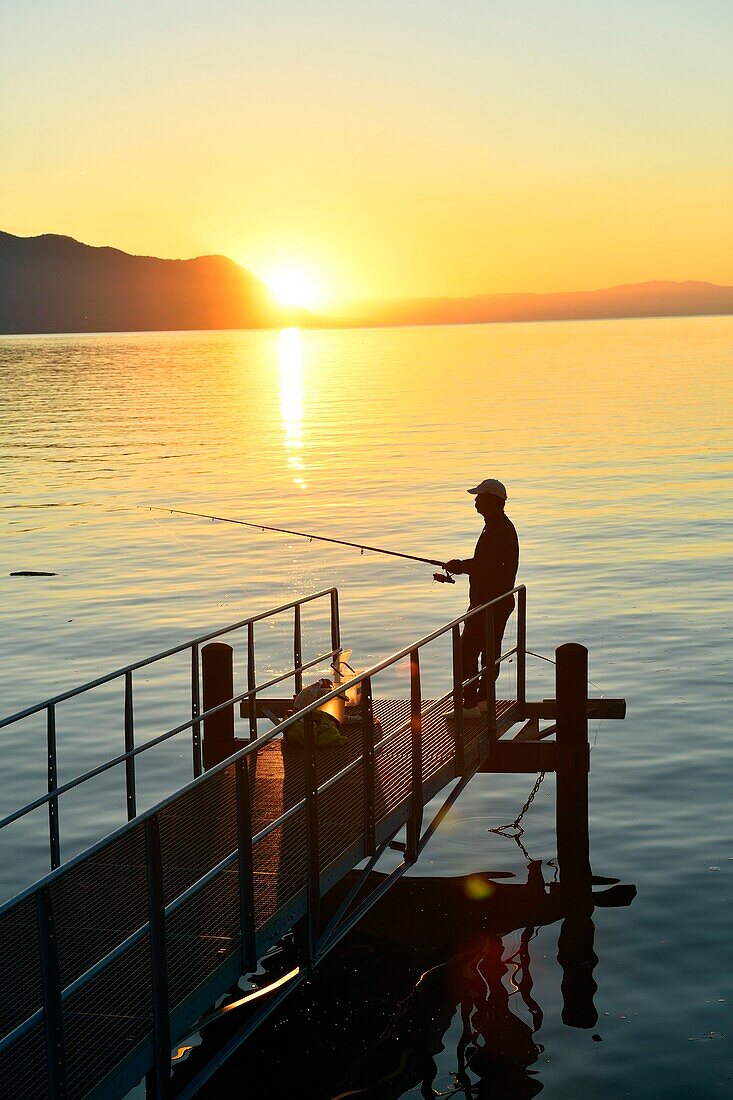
1, 230, 731, 333
0, 230, 296, 334
335, 278, 733, 327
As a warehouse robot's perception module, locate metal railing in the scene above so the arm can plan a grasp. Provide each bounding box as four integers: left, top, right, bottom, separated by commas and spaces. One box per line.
0, 588, 341, 872
0, 585, 525, 1100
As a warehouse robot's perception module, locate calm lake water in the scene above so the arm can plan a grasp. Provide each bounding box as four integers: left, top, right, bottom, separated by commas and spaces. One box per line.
1, 317, 731, 1097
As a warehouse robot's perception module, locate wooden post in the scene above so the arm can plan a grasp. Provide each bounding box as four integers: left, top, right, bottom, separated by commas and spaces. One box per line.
202, 642, 235, 769
555, 642, 590, 886
555, 642, 597, 1027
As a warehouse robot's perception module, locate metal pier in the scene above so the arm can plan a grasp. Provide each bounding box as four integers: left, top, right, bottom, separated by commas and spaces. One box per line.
0, 585, 624, 1098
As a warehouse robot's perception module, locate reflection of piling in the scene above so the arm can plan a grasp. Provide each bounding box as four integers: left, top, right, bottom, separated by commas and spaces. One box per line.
555, 642, 597, 1028
558, 895, 597, 1028
202, 642, 235, 768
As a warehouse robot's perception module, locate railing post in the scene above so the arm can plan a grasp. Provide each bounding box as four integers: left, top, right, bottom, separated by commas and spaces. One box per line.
202, 642, 235, 769
235, 757, 257, 972
37, 886, 67, 1098
406, 650, 423, 862
361, 677, 376, 855
46, 705, 61, 870
451, 625, 465, 775
145, 815, 171, 1100
484, 605, 498, 748
517, 586, 527, 718
330, 589, 341, 655
191, 644, 202, 779
247, 621, 257, 741
303, 711, 321, 965
293, 604, 303, 696
124, 671, 137, 821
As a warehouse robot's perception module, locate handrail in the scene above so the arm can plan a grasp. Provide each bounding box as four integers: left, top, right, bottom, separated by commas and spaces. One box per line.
0, 585, 526, 1096
0, 587, 341, 872
0, 587, 338, 729
0, 585, 524, 917
0, 647, 339, 833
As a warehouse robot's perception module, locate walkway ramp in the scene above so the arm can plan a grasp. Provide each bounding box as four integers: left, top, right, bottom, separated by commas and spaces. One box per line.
0, 696, 516, 1099
0, 584, 622, 1099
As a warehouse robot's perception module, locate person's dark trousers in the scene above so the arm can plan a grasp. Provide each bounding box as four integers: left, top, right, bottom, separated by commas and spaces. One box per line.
460, 595, 515, 708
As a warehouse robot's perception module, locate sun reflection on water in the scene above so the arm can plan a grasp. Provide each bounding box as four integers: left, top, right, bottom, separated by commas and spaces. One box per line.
279, 328, 307, 490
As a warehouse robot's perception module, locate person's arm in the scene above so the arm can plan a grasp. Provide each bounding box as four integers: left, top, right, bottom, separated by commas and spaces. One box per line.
444, 557, 472, 574
446, 529, 487, 575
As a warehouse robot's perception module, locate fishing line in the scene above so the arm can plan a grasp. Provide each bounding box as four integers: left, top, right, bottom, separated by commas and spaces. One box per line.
526, 648, 555, 667
149, 515, 232, 583
148, 514, 248, 614
526, 647, 606, 746
527, 648, 604, 692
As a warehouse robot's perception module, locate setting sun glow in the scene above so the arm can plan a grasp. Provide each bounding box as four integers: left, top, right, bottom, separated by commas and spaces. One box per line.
266, 269, 320, 310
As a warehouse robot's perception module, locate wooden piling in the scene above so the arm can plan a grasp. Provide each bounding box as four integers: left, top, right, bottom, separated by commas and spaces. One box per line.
555, 642, 597, 1027
555, 642, 590, 886
202, 642, 235, 768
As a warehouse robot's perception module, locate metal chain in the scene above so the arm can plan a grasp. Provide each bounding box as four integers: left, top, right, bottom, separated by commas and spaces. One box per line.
488, 770, 546, 840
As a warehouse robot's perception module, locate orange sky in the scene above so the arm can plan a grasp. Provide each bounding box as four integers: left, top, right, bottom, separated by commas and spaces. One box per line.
1, 1, 731, 304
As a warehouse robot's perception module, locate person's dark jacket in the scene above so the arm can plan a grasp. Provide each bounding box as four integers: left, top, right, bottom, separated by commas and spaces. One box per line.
454, 512, 519, 606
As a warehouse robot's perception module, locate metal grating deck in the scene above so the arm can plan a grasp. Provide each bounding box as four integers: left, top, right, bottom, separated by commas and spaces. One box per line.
0, 697, 516, 1099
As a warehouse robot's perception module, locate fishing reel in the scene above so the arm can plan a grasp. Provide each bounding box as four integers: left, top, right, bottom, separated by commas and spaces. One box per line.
433, 571, 455, 584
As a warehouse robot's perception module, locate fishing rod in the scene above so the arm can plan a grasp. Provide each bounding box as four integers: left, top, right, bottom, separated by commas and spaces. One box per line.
142, 506, 456, 583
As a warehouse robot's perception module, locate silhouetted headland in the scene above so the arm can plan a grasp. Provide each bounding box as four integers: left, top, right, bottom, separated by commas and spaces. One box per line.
2, 229, 731, 334
0, 230, 308, 334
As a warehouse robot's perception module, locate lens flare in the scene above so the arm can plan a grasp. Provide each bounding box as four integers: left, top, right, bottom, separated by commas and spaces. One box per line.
464, 874, 495, 901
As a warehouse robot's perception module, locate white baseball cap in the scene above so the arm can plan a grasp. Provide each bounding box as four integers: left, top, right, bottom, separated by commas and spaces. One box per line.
467, 478, 508, 500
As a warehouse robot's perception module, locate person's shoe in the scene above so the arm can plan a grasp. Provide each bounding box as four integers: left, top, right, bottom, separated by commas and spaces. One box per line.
445, 704, 482, 721
476, 699, 489, 714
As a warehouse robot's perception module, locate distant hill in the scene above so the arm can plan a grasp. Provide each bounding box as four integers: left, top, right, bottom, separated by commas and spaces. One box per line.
332, 280, 733, 327
0, 231, 298, 334
1, 230, 731, 334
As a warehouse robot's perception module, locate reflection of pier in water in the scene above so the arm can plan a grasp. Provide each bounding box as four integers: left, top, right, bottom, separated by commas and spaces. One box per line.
182, 861, 636, 1099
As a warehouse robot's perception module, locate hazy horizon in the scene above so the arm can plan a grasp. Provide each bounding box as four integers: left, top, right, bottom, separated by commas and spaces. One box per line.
8, 226, 733, 299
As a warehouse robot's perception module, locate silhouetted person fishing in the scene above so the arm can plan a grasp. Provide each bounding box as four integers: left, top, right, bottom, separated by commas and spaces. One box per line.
445, 478, 519, 718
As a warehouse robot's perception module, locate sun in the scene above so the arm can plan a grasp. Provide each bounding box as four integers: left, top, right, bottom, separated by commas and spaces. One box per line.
265, 268, 319, 309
